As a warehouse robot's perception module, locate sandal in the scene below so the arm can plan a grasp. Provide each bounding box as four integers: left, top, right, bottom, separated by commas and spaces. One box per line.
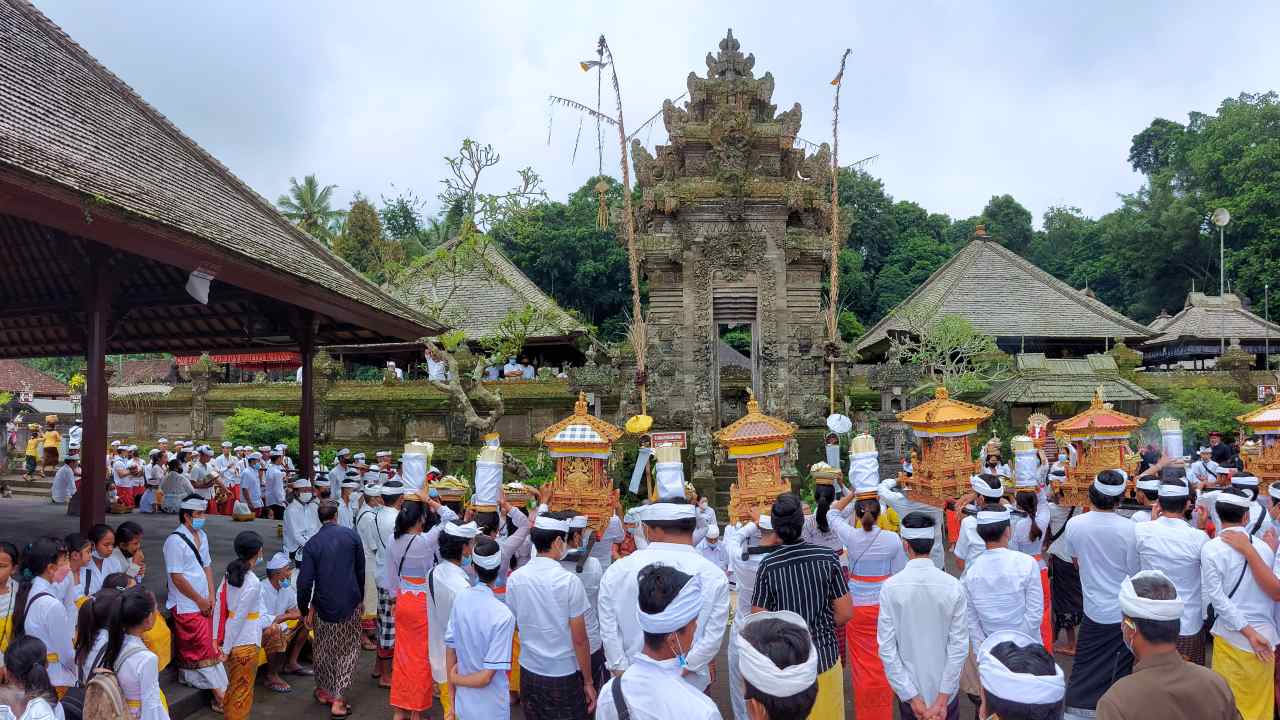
283, 665, 316, 677
314, 688, 334, 705
331, 703, 353, 719
267, 681, 293, 694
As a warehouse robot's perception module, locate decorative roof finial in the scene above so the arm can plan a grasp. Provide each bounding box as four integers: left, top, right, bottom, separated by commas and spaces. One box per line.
974, 224, 988, 239
706, 28, 755, 79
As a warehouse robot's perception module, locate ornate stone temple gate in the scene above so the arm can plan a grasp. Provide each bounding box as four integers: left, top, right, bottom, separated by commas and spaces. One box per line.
632, 30, 834, 485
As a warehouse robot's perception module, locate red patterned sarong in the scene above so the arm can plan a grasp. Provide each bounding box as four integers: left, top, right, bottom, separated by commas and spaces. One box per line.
173, 610, 221, 669
848, 603, 892, 720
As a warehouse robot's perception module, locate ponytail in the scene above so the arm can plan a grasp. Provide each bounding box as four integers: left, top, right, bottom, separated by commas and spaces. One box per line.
74, 587, 121, 667
11, 537, 67, 635
394, 500, 426, 539
814, 484, 835, 534
225, 531, 263, 588
855, 498, 881, 532
1015, 491, 1042, 542
3, 635, 57, 706
104, 590, 155, 668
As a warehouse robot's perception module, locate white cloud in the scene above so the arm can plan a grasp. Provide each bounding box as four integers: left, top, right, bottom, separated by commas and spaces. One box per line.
34, 0, 1280, 227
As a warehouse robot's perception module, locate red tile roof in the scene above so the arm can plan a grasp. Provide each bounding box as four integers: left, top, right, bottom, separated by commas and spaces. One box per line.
0, 360, 69, 397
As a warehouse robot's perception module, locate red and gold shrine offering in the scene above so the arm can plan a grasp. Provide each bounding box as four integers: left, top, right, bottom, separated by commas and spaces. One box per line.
1239, 399, 1280, 483
534, 392, 624, 532
896, 386, 994, 507
715, 392, 797, 522
1052, 387, 1144, 505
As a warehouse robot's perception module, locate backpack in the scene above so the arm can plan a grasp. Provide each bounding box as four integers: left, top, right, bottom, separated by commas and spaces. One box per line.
63, 644, 146, 720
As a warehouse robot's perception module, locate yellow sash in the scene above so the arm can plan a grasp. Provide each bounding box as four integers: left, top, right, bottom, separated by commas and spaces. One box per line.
46, 652, 58, 663
226, 611, 261, 620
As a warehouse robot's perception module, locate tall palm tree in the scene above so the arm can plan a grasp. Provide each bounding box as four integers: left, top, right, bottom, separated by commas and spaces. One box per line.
276, 175, 345, 245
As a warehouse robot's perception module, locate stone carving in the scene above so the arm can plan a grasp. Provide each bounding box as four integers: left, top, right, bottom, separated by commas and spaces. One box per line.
630, 29, 832, 438
187, 353, 216, 440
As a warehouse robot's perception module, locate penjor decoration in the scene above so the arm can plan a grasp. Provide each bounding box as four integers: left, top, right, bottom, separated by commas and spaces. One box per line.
534, 392, 624, 532
717, 391, 797, 522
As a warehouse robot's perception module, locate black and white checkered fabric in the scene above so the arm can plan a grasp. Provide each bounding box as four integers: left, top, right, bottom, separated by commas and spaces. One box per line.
551, 424, 603, 443
376, 588, 397, 650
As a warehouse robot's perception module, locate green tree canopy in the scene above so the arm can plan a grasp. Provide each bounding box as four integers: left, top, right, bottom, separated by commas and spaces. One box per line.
276, 174, 344, 245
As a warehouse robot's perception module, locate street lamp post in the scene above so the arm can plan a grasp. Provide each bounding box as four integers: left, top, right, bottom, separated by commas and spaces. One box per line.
1212, 208, 1231, 354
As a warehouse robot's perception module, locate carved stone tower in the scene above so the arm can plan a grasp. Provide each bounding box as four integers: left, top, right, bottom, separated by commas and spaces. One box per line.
632, 30, 833, 441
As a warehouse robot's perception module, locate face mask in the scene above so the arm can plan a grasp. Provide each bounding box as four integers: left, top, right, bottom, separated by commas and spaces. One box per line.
91, 549, 106, 560
192, 518, 206, 531
668, 634, 688, 668
1121, 620, 1135, 654
280, 579, 291, 589
299, 493, 314, 503
1058, 454, 1067, 462
461, 557, 472, 569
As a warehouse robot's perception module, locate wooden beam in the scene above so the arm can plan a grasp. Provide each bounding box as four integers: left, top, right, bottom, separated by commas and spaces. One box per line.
80, 247, 112, 534
298, 310, 316, 484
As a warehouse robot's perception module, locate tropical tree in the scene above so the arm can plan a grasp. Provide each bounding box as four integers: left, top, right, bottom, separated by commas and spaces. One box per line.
887, 308, 1009, 395
276, 174, 345, 245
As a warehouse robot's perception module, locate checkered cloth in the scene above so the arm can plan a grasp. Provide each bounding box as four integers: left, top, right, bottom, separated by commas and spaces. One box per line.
551, 424, 603, 443
1177, 631, 1206, 666
377, 588, 397, 657
520, 667, 589, 720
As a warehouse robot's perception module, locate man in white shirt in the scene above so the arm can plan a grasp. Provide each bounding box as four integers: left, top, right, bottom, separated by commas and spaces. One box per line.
212, 441, 236, 475
963, 508, 1042, 646
505, 512, 595, 719
239, 452, 264, 513
694, 524, 728, 574
598, 501, 730, 692
328, 449, 351, 490
1185, 447, 1221, 488
428, 520, 479, 719
51, 453, 77, 504
878, 512, 968, 720
722, 512, 780, 720
1132, 479, 1210, 664
425, 348, 449, 381
1061, 469, 1140, 717
560, 515, 607, 689
954, 474, 1007, 572
282, 478, 320, 563
1200, 489, 1277, 718
444, 536, 516, 720
263, 451, 287, 519
501, 357, 523, 379
260, 552, 309, 692
1197, 472, 1266, 537
372, 481, 404, 677
596, 564, 721, 720
590, 513, 625, 571
189, 446, 215, 503
163, 495, 228, 703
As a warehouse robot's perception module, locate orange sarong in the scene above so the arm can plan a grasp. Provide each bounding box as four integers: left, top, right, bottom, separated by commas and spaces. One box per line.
390, 587, 432, 712
847, 603, 893, 720
1038, 561, 1053, 650
223, 644, 259, 720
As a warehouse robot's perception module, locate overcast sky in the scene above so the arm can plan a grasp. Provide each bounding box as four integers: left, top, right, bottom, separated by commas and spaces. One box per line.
35, 1, 1280, 227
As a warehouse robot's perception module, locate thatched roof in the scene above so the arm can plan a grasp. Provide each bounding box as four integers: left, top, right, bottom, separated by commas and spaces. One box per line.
855, 239, 1152, 357
983, 353, 1156, 405
392, 239, 587, 343
1143, 292, 1280, 347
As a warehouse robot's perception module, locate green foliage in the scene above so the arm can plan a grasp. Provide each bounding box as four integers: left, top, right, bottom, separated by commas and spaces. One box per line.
23, 357, 85, 384
494, 176, 630, 337
333, 195, 384, 276
222, 408, 300, 455
1162, 387, 1258, 446
719, 327, 752, 356
276, 174, 344, 245
980, 194, 1034, 254
838, 310, 864, 345
0, 391, 12, 408
889, 311, 1007, 395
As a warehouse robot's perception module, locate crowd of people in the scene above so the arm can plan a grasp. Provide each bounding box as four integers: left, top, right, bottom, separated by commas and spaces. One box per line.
4, 431, 1280, 720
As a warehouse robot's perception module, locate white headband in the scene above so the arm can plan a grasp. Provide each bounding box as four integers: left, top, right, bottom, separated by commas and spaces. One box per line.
971, 475, 1004, 499
443, 521, 480, 539
705, 524, 720, 540
899, 524, 936, 540
363, 484, 383, 497
636, 570, 703, 633
976, 509, 1011, 526
734, 610, 819, 698
977, 630, 1065, 705
181, 497, 207, 511
341, 480, 360, 489
1233, 475, 1259, 488
266, 552, 291, 571
568, 516, 589, 530
1270, 482, 1280, 502
1119, 570, 1183, 621
1215, 491, 1252, 509
472, 550, 502, 570
292, 479, 313, 489
533, 516, 571, 533
1135, 478, 1160, 492
1158, 483, 1189, 498
641, 503, 698, 522
1092, 477, 1125, 496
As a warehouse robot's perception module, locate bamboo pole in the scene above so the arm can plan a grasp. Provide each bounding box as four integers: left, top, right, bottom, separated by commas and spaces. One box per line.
598, 35, 647, 415
828, 49, 851, 416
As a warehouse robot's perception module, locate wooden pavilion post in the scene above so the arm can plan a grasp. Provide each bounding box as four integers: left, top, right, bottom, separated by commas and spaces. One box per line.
298, 311, 315, 482
80, 257, 112, 534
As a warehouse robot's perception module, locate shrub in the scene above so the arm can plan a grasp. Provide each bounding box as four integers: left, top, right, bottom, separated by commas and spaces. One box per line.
1164, 387, 1258, 445
222, 408, 300, 458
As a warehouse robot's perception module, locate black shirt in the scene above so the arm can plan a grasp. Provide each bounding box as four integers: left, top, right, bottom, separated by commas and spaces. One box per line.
751, 541, 849, 672
1211, 442, 1231, 465
297, 522, 366, 623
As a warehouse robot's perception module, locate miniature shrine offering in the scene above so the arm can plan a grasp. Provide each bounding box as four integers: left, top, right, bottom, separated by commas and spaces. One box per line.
716, 391, 797, 522
895, 386, 994, 507
1158, 417, 1184, 459
534, 392, 624, 532
1051, 388, 1144, 505
1238, 398, 1280, 484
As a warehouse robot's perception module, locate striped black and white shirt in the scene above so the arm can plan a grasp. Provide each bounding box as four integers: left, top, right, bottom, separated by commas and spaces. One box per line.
751, 541, 848, 672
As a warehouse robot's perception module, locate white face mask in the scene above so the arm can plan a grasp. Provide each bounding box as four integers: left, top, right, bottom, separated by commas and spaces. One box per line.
299, 493, 314, 503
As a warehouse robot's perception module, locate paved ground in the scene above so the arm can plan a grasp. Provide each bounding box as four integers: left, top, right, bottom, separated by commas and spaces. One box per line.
1, 486, 1081, 719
